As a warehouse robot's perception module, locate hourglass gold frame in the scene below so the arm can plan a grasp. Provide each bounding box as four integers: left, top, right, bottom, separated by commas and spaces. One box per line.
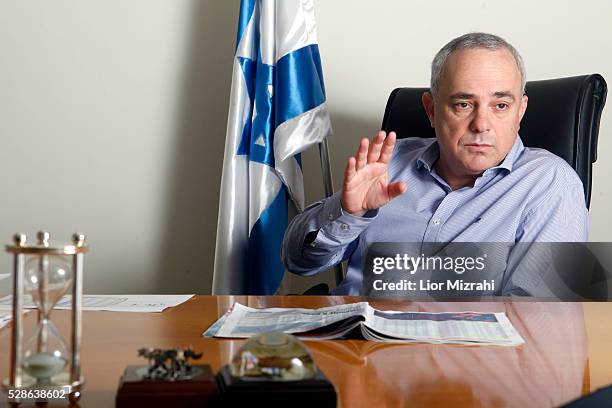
3, 232, 87, 403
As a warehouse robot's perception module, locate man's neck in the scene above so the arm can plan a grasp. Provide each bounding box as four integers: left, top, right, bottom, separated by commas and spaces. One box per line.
434, 159, 479, 191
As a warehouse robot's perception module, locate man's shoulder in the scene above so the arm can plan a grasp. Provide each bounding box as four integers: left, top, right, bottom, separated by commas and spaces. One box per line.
509, 145, 586, 214
391, 137, 435, 160
388, 137, 436, 175
514, 145, 583, 188
393, 136, 436, 150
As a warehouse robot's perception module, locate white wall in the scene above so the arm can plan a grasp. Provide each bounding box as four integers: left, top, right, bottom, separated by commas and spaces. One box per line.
1, 1, 611, 294
0, 1, 239, 294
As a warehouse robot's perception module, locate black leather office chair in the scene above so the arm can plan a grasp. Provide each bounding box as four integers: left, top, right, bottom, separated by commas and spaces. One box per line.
381, 74, 608, 208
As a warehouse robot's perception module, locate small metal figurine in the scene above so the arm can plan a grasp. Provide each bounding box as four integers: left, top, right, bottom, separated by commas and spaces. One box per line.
137, 347, 203, 380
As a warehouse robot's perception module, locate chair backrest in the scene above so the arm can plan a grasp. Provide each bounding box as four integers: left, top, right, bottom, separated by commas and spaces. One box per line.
380, 74, 607, 208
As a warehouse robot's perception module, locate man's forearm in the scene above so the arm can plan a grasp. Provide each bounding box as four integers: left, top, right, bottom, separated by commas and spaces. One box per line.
281, 191, 377, 276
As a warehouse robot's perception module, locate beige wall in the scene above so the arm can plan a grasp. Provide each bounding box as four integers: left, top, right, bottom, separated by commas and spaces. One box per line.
1, 1, 610, 294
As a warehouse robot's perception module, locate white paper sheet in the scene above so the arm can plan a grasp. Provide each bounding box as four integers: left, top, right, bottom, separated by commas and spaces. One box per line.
0, 310, 12, 329
0, 294, 194, 313
0, 310, 31, 330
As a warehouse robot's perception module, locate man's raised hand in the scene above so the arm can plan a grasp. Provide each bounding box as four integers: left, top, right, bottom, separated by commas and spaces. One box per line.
341, 131, 407, 217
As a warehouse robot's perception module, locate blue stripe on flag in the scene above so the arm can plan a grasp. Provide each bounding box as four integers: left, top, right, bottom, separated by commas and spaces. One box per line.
275, 44, 326, 127
236, 57, 256, 156
236, 0, 256, 50
246, 186, 288, 294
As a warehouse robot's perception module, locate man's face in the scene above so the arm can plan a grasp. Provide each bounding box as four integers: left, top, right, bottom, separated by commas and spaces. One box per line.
422, 48, 528, 176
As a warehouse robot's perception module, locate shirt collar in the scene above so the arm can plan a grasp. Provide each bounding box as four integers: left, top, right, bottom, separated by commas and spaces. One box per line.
416, 135, 525, 174
495, 135, 524, 172
415, 139, 439, 172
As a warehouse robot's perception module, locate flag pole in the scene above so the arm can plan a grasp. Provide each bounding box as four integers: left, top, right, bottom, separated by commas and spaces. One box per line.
318, 139, 346, 284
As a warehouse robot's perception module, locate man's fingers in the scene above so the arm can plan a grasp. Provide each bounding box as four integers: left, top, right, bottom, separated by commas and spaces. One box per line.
356, 138, 368, 170
355, 131, 394, 171
367, 131, 386, 164
387, 181, 407, 200
378, 131, 397, 164
344, 157, 356, 185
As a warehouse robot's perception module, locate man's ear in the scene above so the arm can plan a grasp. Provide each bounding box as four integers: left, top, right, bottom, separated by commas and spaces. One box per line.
422, 91, 435, 128
517, 94, 528, 131
518, 94, 528, 122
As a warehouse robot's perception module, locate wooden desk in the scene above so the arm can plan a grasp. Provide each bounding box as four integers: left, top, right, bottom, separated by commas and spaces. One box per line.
1, 296, 612, 407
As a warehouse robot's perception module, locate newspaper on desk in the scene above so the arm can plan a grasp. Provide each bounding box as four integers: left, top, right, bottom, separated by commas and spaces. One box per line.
205, 302, 524, 346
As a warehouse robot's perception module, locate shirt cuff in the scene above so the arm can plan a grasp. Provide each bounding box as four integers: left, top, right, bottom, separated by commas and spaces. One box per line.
317, 192, 379, 239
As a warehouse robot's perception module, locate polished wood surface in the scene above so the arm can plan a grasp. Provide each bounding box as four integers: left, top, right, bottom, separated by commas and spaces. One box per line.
1, 296, 612, 407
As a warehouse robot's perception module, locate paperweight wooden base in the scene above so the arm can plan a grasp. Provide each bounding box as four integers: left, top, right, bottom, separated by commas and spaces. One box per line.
216, 365, 337, 408
116, 365, 217, 408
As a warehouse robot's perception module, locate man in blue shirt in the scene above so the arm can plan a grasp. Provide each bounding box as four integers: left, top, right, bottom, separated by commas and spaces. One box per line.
281, 32, 589, 295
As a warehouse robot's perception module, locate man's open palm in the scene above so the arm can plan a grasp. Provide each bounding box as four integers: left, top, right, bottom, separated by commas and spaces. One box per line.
341, 131, 407, 217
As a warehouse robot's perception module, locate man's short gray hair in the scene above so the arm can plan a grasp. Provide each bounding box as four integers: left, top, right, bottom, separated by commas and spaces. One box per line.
430, 32, 526, 97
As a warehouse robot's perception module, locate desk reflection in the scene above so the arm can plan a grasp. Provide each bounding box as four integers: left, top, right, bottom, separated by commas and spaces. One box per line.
214, 298, 587, 408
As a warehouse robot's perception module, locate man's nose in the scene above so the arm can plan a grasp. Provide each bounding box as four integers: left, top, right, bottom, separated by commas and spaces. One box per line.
469, 106, 490, 133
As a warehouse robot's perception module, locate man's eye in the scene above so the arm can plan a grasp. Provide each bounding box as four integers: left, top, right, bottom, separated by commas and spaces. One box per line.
496, 103, 509, 110
455, 102, 470, 110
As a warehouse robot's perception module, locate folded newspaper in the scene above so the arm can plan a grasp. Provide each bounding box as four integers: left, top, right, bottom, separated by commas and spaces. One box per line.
203, 302, 524, 346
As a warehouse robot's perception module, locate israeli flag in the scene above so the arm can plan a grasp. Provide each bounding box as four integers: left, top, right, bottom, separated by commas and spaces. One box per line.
213, 0, 332, 294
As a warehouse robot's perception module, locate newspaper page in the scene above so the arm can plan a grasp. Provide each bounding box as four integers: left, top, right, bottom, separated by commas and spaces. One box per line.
363, 306, 524, 346
212, 302, 368, 338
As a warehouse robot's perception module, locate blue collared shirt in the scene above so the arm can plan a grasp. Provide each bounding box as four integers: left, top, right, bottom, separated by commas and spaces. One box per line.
281, 136, 589, 295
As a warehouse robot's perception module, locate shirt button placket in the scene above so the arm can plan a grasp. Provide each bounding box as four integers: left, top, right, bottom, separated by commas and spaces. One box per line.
423, 216, 441, 241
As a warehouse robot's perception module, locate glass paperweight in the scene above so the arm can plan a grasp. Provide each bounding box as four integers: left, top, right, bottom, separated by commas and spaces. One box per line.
230, 332, 316, 381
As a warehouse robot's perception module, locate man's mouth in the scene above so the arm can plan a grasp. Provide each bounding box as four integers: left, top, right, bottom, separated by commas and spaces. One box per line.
463, 143, 494, 153
464, 143, 493, 148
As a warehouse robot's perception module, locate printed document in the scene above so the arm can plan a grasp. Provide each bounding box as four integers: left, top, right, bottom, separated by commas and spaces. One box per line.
0, 294, 194, 313
0, 310, 31, 330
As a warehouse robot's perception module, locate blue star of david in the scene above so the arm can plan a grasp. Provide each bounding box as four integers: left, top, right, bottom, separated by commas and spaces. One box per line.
236, 55, 275, 167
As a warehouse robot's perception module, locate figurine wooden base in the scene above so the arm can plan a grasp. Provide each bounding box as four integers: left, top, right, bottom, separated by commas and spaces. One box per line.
216, 365, 337, 408
116, 365, 217, 408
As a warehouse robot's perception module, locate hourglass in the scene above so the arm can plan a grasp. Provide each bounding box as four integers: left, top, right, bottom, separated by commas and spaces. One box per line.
3, 231, 87, 404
